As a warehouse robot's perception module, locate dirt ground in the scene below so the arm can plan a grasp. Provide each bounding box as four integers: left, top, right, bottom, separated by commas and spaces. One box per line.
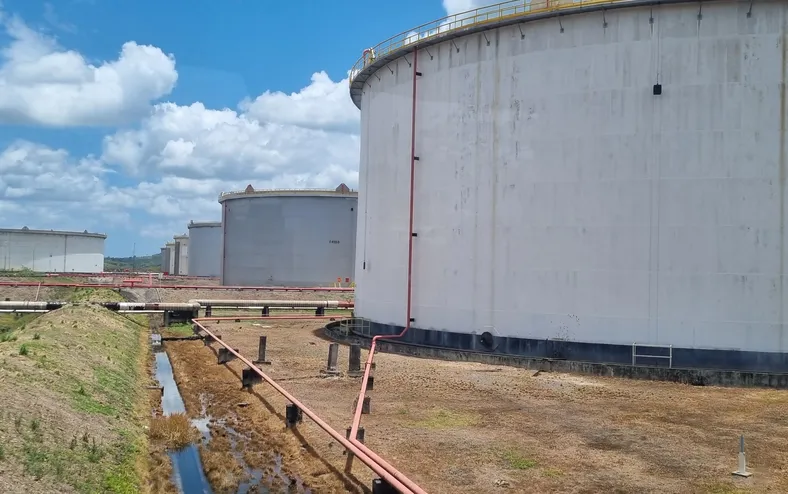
165, 320, 788, 494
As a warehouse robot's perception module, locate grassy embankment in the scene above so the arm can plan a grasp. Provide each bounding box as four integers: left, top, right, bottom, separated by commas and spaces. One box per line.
0, 286, 156, 493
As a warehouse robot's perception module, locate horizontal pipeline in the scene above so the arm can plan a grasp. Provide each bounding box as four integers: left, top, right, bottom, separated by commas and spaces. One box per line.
190, 299, 352, 309
0, 281, 353, 292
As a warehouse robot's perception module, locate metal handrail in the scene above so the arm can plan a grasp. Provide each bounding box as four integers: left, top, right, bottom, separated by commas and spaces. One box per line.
349, 0, 639, 85
632, 342, 673, 368
218, 188, 355, 198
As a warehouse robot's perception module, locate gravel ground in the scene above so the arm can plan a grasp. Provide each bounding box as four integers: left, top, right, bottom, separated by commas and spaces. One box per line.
166, 320, 788, 494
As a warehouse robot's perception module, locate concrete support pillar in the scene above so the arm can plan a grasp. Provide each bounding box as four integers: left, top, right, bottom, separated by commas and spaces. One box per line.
324, 343, 339, 374
346, 426, 365, 444
205, 306, 212, 317
348, 344, 362, 377
261, 306, 270, 317
241, 367, 262, 389
353, 396, 371, 414
372, 478, 397, 494
316, 306, 325, 316
285, 404, 302, 428
254, 335, 272, 365
217, 347, 238, 365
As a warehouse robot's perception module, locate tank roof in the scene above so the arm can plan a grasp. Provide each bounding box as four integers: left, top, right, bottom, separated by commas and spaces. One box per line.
0, 227, 107, 239
348, 0, 665, 109
173, 234, 188, 240
188, 221, 222, 228
218, 183, 357, 204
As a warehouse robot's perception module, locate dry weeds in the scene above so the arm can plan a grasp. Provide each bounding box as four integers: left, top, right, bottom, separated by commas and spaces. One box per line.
148, 413, 196, 450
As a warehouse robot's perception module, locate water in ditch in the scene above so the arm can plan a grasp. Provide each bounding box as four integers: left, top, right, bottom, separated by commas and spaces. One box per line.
154, 350, 276, 493
154, 351, 214, 494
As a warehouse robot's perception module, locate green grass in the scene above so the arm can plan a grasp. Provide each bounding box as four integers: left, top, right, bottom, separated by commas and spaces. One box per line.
161, 322, 194, 337
415, 409, 480, 429
502, 450, 538, 470
50, 287, 126, 303
0, 306, 149, 492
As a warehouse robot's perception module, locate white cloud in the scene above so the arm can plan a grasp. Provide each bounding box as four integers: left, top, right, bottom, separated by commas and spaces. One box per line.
0, 7, 361, 249
442, 0, 489, 15
101, 94, 359, 184
240, 71, 359, 131
0, 13, 177, 126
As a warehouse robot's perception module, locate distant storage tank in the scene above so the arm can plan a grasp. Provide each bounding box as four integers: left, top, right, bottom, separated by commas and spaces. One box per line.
165, 242, 176, 275
219, 184, 358, 286
349, 0, 788, 373
0, 227, 106, 273
173, 235, 189, 276
159, 247, 168, 272
187, 221, 222, 277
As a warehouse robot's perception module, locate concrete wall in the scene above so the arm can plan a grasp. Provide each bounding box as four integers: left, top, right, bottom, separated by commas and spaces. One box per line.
187, 224, 222, 277
222, 195, 358, 286
0, 231, 105, 273
355, 0, 788, 355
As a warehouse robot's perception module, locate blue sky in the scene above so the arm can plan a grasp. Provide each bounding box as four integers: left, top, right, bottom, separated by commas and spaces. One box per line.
0, 0, 479, 256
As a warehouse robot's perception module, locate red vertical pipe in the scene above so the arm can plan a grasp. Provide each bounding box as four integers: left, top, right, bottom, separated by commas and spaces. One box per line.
345, 49, 425, 494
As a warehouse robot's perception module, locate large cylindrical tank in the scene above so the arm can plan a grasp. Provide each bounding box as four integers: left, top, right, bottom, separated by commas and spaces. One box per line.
187, 221, 222, 277
159, 247, 168, 272
350, 0, 788, 373
0, 227, 106, 273
219, 185, 358, 286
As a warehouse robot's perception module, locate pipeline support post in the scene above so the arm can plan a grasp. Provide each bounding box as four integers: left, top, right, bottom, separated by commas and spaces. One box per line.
253, 335, 272, 365
205, 306, 212, 317
353, 396, 371, 415
217, 347, 239, 365
349, 344, 363, 377
242, 367, 263, 389
346, 426, 365, 444
286, 404, 303, 428
372, 478, 398, 494
262, 306, 270, 317
321, 343, 340, 376
316, 306, 325, 316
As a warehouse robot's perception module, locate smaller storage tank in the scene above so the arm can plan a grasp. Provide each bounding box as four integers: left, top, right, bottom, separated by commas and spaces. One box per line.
173, 235, 189, 276
159, 247, 168, 272
0, 227, 106, 273
187, 221, 222, 277
165, 242, 176, 275
219, 184, 358, 287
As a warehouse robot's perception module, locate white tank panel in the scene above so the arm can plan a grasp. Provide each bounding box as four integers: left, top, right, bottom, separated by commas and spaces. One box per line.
221, 191, 358, 287
187, 222, 222, 277
0, 229, 105, 273
354, 0, 788, 366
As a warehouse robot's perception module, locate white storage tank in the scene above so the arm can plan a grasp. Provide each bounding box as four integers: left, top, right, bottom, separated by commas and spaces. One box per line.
219, 184, 358, 286
173, 235, 189, 276
0, 227, 106, 273
187, 221, 222, 277
159, 247, 168, 272
165, 242, 176, 275
350, 0, 788, 373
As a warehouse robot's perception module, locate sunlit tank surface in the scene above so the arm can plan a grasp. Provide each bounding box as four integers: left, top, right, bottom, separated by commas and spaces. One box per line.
173, 235, 189, 276
351, 0, 788, 372
219, 185, 358, 287
165, 242, 176, 274
0, 227, 106, 273
187, 221, 222, 277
